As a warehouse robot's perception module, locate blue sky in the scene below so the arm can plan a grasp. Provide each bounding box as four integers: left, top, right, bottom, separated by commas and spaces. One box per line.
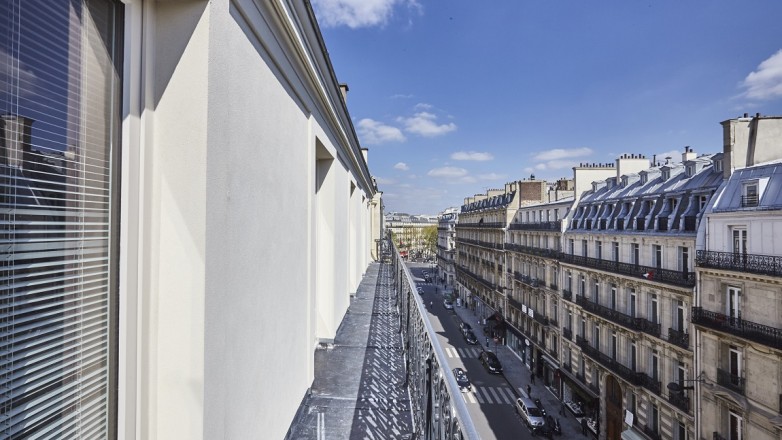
312, 0, 782, 215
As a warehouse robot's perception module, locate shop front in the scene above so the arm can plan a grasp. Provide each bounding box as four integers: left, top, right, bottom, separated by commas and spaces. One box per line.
559, 371, 600, 438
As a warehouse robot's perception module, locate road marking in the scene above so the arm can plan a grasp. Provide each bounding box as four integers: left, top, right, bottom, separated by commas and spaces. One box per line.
500, 387, 517, 404
480, 387, 495, 404
445, 347, 457, 357
473, 388, 485, 404
487, 387, 506, 404
464, 391, 476, 404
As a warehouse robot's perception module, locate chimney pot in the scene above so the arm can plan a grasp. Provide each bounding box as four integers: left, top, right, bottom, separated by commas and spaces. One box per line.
743, 113, 749, 118
756, 112, 761, 118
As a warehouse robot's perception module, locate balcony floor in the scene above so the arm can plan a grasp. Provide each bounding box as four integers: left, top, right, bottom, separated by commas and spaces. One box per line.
286, 262, 413, 439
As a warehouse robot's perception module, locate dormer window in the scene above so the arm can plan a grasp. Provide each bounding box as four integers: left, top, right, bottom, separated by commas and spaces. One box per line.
621, 176, 628, 187
686, 164, 695, 177
714, 159, 723, 173
592, 183, 599, 192
742, 180, 759, 207
639, 173, 648, 185
661, 169, 670, 181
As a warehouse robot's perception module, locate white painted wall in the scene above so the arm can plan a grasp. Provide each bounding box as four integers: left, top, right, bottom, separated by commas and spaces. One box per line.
119, 1, 379, 439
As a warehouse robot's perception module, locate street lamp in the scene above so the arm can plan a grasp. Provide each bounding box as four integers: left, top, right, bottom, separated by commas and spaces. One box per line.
666, 372, 705, 393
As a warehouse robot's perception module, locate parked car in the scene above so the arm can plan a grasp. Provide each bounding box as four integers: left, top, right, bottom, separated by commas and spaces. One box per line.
463, 330, 478, 345
443, 300, 454, 310
459, 322, 472, 333
479, 351, 502, 374
417, 287, 424, 295
515, 397, 546, 433
452, 368, 471, 392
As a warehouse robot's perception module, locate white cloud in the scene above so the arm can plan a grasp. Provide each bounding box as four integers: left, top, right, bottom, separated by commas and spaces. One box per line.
653, 150, 682, 165
0, 49, 37, 99
741, 49, 782, 100
399, 112, 457, 137
457, 176, 477, 184
312, 0, 421, 29
414, 102, 433, 110
375, 177, 396, 185
357, 118, 406, 145
391, 93, 414, 99
451, 151, 494, 161
394, 162, 410, 171
533, 147, 593, 161
427, 166, 468, 178
478, 173, 506, 181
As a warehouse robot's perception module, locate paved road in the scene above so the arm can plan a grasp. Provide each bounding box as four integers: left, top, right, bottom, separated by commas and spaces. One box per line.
408, 263, 538, 440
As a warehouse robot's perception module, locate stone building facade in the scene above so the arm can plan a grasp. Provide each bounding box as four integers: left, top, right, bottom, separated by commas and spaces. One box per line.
437, 208, 459, 288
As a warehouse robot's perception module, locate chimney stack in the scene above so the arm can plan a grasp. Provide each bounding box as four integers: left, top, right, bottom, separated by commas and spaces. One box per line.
682, 146, 697, 163
339, 83, 349, 102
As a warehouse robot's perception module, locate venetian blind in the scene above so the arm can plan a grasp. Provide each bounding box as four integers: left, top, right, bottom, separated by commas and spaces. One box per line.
1, 0, 122, 438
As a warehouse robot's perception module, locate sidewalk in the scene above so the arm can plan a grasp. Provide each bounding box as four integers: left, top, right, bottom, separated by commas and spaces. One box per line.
447, 292, 588, 439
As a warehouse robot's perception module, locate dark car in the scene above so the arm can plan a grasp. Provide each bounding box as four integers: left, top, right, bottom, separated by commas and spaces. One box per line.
452, 367, 471, 392
479, 351, 503, 374
459, 322, 472, 333
463, 330, 478, 345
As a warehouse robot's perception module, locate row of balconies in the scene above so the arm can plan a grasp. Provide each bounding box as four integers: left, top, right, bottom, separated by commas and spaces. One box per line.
576, 295, 661, 338
560, 253, 696, 287
455, 237, 504, 250
691, 307, 782, 350
508, 220, 562, 231
456, 221, 505, 229
696, 250, 782, 278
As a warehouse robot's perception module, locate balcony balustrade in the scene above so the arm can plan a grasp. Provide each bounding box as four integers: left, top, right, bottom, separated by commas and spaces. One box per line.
576, 295, 661, 337
717, 368, 745, 395
667, 328, 689, 349
576, 336, 649, 387
513, 271, 541, 288
508, 220, 562, 231
456, 265, 499, 292
642, 425, 661, 440
562, 289, 573, 302
696, 250, 782, 277
563, 327, 572, 341
507, 296, 524, 312
533, 313, 549, 326
549, 282, 558, 291
549, 317, 558, 327
741, 194, 759, 207
713, 432, 728, 440
562, 362, 572, 373
456, 221, 505, 229
561, 253, 695, 287
692, 307, 782, 350
505, 243, 561, 259
456, 237, 504, 250
667, 391, 690, 413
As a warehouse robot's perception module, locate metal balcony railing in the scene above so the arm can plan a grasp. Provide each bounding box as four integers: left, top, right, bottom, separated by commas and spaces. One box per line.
692, 307, 782, 350
713, 432, 728, 440
741, 194, 759, 207
455, 237, 504, 250
533, 313, 549, 326
513, 272, 541, 288
562, 289, 573, 302
667, 391, 690, 413
576, 337, 648, 387
456, 265, 499, 293
576, 295, 661, 337
456, 222, 505, 229
549, 283, 558, 291
642, 424, 661, 440
507, 220, 562, 231
667, 328, 689, 349
507, 296, 524, 312
563, 327, 572, 341
696, 250, 782, 277
717, 368, 745, 395
505, 243, 561, 259
390, 238, 479, 439
561, 253, 695, 287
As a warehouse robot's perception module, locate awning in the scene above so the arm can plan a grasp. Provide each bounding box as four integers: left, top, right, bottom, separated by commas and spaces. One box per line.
559, 369, 599, 400
540, 354, 559, 370
621, 428, 646, 440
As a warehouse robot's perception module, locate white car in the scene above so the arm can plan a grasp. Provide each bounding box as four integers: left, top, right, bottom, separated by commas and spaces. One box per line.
443, 300, 454, 310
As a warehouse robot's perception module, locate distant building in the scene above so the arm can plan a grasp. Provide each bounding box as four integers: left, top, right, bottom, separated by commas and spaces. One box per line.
437, 208, 459, 287
694, 115, 782, 440
385, 212, 438, 258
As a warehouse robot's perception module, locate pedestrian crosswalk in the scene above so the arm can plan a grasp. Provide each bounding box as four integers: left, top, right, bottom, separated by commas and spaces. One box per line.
444, 347, 483, 358
461, 386, 518, 405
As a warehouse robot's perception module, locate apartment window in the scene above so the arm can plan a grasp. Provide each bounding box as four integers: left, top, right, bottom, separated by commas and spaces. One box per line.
732, 228, 747, 254
651, 350, 659, 381
742, 181, 759, 207
650, 294, 659, 324
612, 241, 619, 262
674, 300, 685, 332
526, 212, 530, 222
594, 324, 600, 349
727, 286, 741, 319
630, 342, 637, 371
568, 310, 573, 331
611, 331, 617, 360
676, 362, 686, 386
579, 274, 586, 296
678, 246, 689, 273
592, 279, 599, 303
581, 318, 586, 338
581, 239, 588, 257
715, 159, 723, 173
650, 404, 659, 432
569, 239, 575, 254
631, 243, 640, 265
567, 271, 573, 291
610, 285, 617, 310
674, 421, 687, 440
652, 244, 662, 269
699, 195, 708, 211
628, 393, 637, 423
628, 289, 637, 317
554, 209, 559, 221
595, 240, 602, 259
729, 412, 743, 440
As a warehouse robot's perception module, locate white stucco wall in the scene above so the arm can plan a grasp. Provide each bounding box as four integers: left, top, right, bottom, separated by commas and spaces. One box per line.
119, 1, 378, 439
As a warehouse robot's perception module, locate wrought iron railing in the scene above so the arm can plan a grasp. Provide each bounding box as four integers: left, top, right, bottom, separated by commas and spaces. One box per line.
692, 307, 782, 349
507, 220, 562, 231
696, 250, 782, 277
560, 253, 695, 287
549, 283, 558, 291
717, 368, 745, 395
456, 236, 505, 250
505, 243, 561, 259
507, 296, 524, 312
563, 327, 572, 341
456, 222, 505, 229
639, 373, 662, 395
713, 432, 728, 440
667, 328, 689, 349
513, 271, 541, 288
667, 391, 690, 413
642, 424, 661, 440
533, 313, 549, 326
456, 265, 499, 293
391, 238, 480, 439
576, 295, 661, 337
741, 194, 759, 207
562, 289, 573, 302
576, 337, 647, 387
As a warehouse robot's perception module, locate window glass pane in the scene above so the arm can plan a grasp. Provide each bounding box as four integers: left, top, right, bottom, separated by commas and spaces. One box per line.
1, 1, 122, 437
